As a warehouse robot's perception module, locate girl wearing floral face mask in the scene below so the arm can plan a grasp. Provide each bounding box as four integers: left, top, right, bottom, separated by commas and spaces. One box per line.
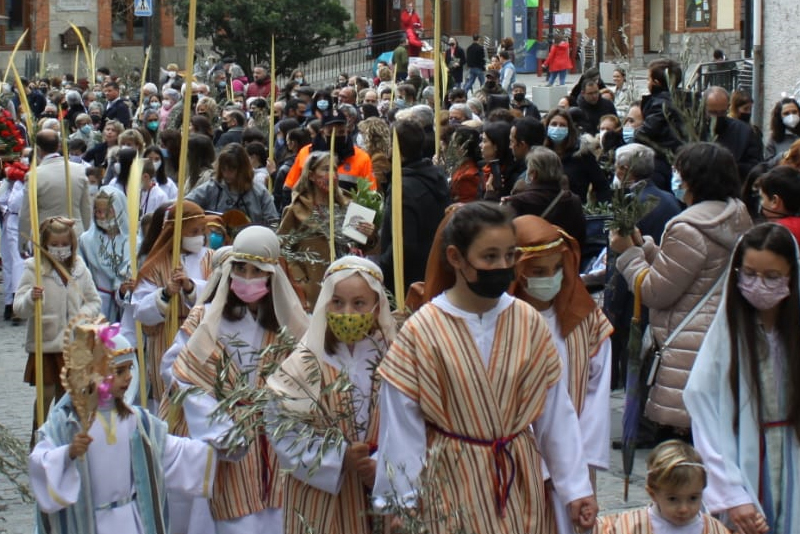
132, 200, 213, 411
266, 256, 395, 534
509, 215, 613, 534
14, 216, 101, 445
686, 223, 800, 534
165, 225, 308, 534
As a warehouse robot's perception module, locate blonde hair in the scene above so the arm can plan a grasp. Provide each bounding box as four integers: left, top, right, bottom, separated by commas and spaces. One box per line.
646, 440, 707, 491
295, 151, 346, 205
357, 117, 391, 156
40, 217, 77, 270
118, 129, 145, 154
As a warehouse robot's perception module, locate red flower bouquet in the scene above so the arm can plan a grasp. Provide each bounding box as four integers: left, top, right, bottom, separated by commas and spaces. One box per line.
0, 109, 25, 155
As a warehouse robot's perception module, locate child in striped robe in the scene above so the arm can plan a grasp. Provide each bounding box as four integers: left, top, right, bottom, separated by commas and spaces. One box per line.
595, 440, 734, 534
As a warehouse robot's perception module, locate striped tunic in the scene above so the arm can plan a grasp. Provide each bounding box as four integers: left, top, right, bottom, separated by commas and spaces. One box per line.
379, 299, 562, 534
594, 508, 732, 534
273, 348, 381, 534
564, 307, 614, 415
172, 305, 282, 521
139, 251, 213, 401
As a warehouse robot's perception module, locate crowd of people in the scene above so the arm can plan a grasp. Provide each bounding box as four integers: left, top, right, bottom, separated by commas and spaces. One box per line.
0, 43, 797, 534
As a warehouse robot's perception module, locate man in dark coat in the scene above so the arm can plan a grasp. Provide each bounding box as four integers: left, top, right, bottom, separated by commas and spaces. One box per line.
380, 119, 450, 296
576, 79, 617, 135
703, 86, 763, 185
464, 34, 486, 95
101, 80, 131, 129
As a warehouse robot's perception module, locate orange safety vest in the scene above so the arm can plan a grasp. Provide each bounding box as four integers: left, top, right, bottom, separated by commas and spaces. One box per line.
283, 144, 377, 190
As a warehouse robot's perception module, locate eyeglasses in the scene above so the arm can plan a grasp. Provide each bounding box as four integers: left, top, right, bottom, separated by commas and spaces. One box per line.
735, 268, 790, 291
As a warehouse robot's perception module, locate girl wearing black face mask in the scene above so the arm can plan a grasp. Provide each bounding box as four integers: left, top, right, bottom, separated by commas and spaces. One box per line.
373, 201, 599, 534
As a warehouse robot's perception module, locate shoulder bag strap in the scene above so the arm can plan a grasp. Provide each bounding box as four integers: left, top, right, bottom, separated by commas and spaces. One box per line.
661, 270, 726, 350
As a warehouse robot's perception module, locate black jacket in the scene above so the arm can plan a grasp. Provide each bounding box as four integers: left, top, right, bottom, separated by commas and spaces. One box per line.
704, 117, 763, 185
577, 96, 617, 135
504, 181, 587, 246
445, 46, 467, 81
103, 99, 132, 129
561, 143, 611, 203
511, 99, 541, 120
634, 87, 686, 190
380, 159, 450, 296
466, 42, 486, 69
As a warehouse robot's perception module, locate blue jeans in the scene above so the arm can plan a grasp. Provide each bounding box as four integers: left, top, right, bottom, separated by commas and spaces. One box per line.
547, 69, 567, 85
463, 68, 485, 94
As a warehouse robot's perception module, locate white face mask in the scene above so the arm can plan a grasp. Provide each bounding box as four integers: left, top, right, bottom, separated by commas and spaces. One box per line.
152, 159, 162, 171
181, 235, 205, 253
48, 245, 72, 262
89, 184, 99, 196
95, 217, 117, 231
113, 161, 122, 176
783, 113, 800, 129
612, 174, 623, 189
524, 269, 564, 303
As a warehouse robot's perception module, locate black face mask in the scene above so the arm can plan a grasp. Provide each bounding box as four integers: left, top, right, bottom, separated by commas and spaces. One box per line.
513, 93, 526, 102
221, 123, 230, 132
485, 80, 496, 89
739, 113, 751, 123
463, 262, 515, 299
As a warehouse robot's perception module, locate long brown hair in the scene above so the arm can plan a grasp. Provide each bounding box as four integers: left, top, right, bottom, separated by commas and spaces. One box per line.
726, 223, 800, 440
215, 143, 254, 193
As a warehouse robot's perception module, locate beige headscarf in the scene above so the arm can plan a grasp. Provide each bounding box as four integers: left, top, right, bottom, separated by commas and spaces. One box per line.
186, 226, 309, 363
301, 255, 397, 358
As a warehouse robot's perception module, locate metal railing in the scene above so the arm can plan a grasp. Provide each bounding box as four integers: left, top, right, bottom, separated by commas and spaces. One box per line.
686, 59, 753, 95
279, 29, 443, 88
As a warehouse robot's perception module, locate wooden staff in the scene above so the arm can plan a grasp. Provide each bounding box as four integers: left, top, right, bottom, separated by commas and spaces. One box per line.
167, 0, 198, 343
68, 23, 92, 82
136, 46, 152, 125
59, 120, 73, 218
391, 129, 404, 310
2, 29, 29, 86
267, 35, 276, 192
328, 133, 336, 263
432, 0, 441, 160
126, 157, 147, 403
11, 62, 43, 425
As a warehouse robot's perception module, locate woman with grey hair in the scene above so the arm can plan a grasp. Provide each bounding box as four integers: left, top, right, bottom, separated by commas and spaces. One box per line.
501, 146, 586, 245
613, 142, 655, 186
64, 90, 86, 131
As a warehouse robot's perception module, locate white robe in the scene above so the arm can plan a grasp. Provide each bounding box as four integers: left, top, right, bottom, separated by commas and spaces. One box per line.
540, 305, 612, 534
373, 293, 594, 510
29, 407, 216, 534
175, 311, 283, 534
0, 179, 25, 305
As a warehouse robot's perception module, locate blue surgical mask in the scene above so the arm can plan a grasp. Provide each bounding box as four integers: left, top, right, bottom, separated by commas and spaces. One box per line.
316, 100, 330, 112
671, 169, 685, 202
622, 126, 635, 143
80, 124, 92, 135
395, 98, 406, 109
524, 269, 564, 303
547, 125, 568, 143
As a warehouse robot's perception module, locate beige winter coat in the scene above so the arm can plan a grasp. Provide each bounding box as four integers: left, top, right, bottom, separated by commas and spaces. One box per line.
616, 198, 751, 429
13, 256, 101, 353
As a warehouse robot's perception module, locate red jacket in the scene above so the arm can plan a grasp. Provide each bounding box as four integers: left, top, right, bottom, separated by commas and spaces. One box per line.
778, 216, 800, 246
544, 41, 573, 72
400, 9, 421, 32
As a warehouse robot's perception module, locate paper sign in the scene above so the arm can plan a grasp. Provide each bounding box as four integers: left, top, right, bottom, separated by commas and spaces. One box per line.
342, 202, 376, 245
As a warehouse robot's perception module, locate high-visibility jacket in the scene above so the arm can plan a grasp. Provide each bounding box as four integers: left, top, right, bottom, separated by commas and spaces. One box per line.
283, 144, 377, 191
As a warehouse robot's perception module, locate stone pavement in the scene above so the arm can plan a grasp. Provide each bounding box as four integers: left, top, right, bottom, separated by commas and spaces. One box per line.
0, 284, 649, 533
0, 285, 35, 534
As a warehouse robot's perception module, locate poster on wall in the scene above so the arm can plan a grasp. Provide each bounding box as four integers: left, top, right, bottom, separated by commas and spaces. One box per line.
57, 0, 92, 11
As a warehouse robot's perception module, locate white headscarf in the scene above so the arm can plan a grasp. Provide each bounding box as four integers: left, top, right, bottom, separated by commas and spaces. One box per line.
301, 255, 396, 358
186, 226, 309, 363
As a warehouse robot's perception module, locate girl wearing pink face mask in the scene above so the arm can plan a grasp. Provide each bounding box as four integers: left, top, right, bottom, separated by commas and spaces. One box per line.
685, 223, 800, 534
164, 225, 309, 534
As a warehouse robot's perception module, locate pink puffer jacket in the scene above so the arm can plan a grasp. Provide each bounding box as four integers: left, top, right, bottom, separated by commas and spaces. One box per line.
616, 198, 752, 429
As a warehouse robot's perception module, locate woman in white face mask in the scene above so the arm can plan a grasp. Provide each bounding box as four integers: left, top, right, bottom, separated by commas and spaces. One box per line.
132, 200, 213, 410
509, 214, 613, 534
765, 97, 800, 166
